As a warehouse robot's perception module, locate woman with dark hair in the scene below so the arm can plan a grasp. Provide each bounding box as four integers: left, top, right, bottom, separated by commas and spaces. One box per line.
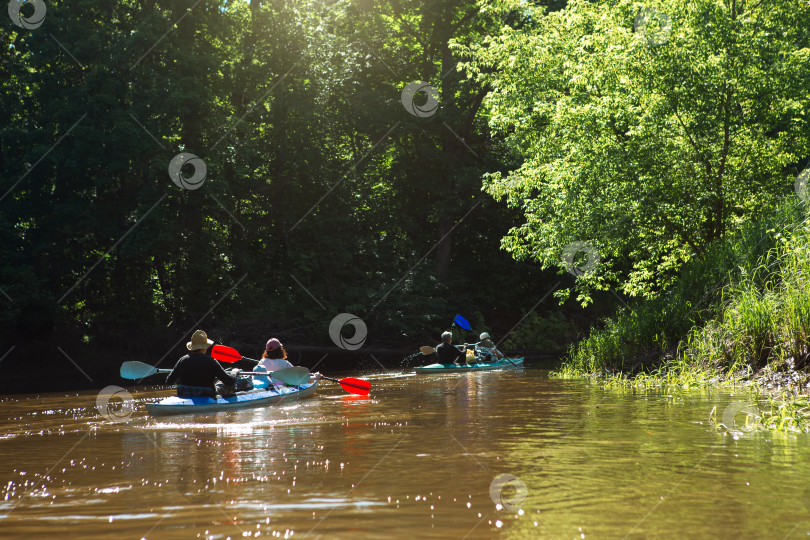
256, 338, 321, 387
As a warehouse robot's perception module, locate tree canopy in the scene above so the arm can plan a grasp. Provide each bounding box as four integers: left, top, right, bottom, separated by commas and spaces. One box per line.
459, 0, 810, 303
4, 0, 809, 390
1, 0, 570, 377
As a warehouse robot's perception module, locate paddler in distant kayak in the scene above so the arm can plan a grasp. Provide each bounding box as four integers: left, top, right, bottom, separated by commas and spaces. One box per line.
166, 329, 236, 397
435, 331, 466, 366
475, 332, 505, 363
255, 338, 322, 386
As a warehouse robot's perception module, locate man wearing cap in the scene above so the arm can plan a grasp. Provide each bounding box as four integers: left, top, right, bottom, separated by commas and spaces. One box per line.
475, 332, 504, 363
166, 330, 237, 397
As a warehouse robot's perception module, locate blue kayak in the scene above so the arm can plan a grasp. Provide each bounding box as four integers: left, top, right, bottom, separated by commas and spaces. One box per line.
414, 357, 524, 374
145, 380, 318, 416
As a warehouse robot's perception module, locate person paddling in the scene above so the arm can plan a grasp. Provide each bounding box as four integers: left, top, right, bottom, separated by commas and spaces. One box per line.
166, 330, 237, 397
475, 332, 505, 363
435, 331, 466, 366
255, 338, 322, 386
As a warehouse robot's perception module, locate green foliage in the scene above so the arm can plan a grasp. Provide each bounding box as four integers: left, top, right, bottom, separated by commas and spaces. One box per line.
562, 199, 805, 374
458, 0, 810, 301
501, 311, 575, 352
757, 394, 810, 434
1, 0, 567, 364
682, 207, 810, 373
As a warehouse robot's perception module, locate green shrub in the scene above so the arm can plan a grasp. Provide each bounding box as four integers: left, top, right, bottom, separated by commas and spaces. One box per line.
563, 200, 806, 375
502, 311, 576, 353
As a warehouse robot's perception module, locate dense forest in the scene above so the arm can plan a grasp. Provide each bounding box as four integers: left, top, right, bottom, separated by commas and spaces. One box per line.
2, 0, 808, 391
2, 0, 581, 391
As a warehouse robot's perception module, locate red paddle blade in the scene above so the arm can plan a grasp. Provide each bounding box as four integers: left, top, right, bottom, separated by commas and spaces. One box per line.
339, 377, 371, 396
211, 344, 242, 363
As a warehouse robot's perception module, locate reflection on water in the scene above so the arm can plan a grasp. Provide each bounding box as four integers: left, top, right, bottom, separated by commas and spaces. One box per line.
0, 370, 809, 538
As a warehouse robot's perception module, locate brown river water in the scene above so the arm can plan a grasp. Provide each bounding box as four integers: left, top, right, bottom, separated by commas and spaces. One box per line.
1, 367, 809, 539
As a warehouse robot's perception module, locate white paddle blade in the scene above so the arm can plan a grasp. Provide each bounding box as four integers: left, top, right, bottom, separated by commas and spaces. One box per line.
419, 346, 435, 355
272, 366, 311, 386
120, 361, 158, 379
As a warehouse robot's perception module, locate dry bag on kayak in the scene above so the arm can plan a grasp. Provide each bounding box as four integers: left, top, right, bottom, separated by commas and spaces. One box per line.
475, 344, 494, 362
229, 368, 254, 392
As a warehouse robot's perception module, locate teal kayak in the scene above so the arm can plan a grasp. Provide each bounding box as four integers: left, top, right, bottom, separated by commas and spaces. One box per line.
414, 357, 524, 374
145, 380, 318, 416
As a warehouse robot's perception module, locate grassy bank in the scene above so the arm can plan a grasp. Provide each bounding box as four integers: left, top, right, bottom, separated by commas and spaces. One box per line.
556, 198, 810, 433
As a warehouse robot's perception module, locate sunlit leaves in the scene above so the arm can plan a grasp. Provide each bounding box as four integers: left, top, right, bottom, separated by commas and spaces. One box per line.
460, 0, 810, 299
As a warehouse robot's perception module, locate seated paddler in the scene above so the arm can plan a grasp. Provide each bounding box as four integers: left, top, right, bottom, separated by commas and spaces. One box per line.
435, 331, 466, 365
166, 329, 237, 397
474, 332, 505, 362
254, 338, 321, 386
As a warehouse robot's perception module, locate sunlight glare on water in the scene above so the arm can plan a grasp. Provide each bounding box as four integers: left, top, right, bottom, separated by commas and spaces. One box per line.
0, 369, 809, 538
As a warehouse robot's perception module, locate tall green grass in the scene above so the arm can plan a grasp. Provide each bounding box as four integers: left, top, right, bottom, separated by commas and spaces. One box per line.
682, 215, 810, 375
560, 200, 808, 377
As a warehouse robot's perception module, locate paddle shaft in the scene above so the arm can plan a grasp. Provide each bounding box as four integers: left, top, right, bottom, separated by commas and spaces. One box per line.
457, 318, 515, 367
232, 355, 368, 390
319, 375, 368, 391
501, 356, 519, 368
229, 355, 312, 378
477, 345, 517, 367
213, 352, 306, 379
229, 354, 328, 380
152, 368, 289, 377
211, 344, 370, 395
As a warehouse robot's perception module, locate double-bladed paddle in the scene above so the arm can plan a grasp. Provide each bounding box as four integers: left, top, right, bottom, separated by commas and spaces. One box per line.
420, 344, 471, 365
451, 314, 521, 368
119, 360, 311, 386
318, 375, 371, 395
210, 344, 255, 363
211, 344, 371, 396
419, 343, 521, 368
453, 314, 472, 331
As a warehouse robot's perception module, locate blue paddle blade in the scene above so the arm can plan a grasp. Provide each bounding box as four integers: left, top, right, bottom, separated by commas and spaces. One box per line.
120, 361, 158, 379
454, 314, 472, 330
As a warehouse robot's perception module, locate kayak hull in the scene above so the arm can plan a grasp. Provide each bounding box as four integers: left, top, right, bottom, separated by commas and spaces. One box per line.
145, 380, 318, 416
414, 357, 524, 374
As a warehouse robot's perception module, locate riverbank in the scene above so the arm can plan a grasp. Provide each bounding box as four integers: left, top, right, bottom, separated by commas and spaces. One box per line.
556, 198, 810, 433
